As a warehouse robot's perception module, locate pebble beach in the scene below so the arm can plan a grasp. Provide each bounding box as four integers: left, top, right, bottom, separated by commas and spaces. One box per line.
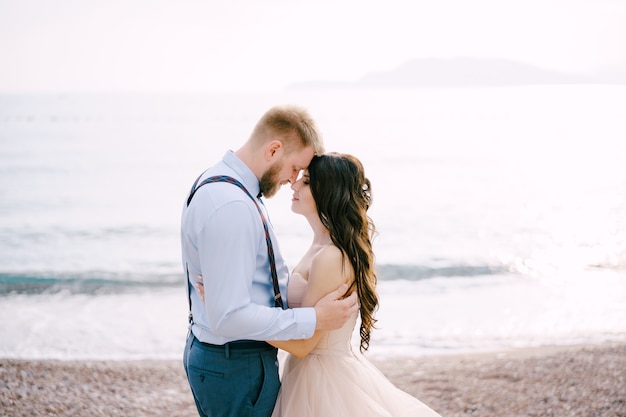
2, 343, 624, 417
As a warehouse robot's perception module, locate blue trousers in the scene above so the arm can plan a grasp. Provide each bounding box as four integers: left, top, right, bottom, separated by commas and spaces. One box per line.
183, 333, 281, 417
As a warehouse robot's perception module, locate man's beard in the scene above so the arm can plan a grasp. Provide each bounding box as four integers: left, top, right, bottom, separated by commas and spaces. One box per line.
259, 161, 282, 198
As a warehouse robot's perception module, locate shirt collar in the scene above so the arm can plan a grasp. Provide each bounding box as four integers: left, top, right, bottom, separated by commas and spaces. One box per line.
222, 150, 261, 198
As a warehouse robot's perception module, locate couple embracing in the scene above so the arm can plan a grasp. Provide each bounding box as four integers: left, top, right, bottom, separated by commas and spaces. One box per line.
180, 105, 441, 417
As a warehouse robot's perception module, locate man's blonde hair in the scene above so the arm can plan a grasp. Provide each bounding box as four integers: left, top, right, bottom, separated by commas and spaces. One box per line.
250, 105, 325, 155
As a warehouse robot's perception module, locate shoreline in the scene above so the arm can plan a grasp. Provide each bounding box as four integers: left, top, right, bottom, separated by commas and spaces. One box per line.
1, 342, 625, 416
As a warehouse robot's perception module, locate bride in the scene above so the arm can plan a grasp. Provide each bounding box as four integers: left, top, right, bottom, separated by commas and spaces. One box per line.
267, 152, 442, 417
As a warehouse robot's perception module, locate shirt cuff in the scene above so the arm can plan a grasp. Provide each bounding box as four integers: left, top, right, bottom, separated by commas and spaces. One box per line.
294, 307, 316, 339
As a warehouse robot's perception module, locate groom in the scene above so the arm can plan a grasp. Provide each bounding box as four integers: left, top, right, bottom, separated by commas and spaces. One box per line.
181, 105, 358, 417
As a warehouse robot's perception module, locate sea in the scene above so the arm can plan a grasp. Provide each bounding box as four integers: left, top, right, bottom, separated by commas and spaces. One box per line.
1, 85, 625, 360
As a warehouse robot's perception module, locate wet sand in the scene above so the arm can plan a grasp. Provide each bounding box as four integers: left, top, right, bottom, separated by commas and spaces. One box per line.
1, 343, 624, 417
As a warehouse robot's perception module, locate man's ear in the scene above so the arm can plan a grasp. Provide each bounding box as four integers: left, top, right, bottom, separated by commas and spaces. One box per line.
265, 140, 283, 161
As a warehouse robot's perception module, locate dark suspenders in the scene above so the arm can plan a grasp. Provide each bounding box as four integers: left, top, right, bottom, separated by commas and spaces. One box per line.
185, 174, 285, 325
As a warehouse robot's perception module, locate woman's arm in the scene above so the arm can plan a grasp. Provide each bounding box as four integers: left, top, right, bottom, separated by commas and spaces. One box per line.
268, 333, 321, 358
268, 245, 351, 358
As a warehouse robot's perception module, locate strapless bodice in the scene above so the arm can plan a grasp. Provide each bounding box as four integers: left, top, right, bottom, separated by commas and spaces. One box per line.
286, 273, 308, 309
287, 273, 357, 353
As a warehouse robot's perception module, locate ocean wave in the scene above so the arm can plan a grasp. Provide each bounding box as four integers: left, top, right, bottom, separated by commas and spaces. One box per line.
0, 261, 517, 295
0, 272, 182, 296
587, 253, 626, 272
376, 263, 514, 281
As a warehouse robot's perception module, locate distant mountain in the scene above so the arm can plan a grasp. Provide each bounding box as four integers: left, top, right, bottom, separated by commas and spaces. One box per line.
286, 57, 613, 90
593, 64, 626, 84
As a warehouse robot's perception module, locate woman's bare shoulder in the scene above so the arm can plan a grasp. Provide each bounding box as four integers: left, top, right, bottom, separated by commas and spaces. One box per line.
312, 244, 343, 267
310, 245, 352, 286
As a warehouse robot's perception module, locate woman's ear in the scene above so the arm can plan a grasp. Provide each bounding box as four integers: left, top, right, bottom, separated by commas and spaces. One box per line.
265, 140, 283, 161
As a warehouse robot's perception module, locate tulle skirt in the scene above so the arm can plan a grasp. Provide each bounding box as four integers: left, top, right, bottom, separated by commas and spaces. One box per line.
271, 349, 442, 417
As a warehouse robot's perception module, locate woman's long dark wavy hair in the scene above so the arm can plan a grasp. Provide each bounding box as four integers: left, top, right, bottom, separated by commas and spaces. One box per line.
308, 153, 378, 352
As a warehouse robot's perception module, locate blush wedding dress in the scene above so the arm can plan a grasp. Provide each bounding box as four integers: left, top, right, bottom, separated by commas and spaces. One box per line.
271, 273, 442, 417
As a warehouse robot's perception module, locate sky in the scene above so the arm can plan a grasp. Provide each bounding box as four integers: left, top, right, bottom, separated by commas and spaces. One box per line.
1, 0, 625, 93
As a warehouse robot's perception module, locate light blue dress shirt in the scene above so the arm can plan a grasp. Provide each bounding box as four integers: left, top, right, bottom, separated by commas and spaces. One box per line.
181, 151, 316, 344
